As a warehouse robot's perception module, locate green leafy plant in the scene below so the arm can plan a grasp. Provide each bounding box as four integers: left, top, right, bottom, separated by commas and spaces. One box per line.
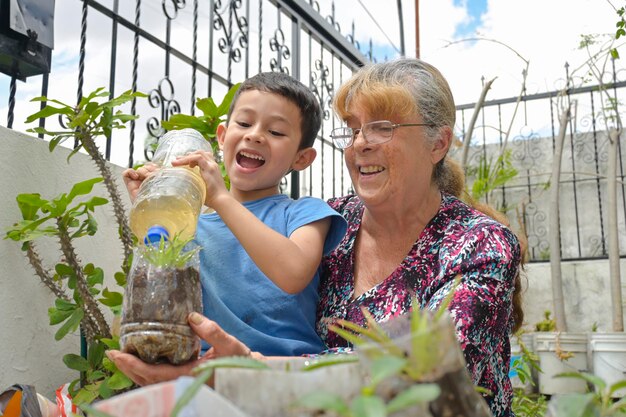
142, 234, 201, 268
4, 87, 145, 404
292, 279, 477, 417
161, 83, 241, 187
294, 355, 440, 417
550, 372, 626, 417
535, 310, 557, 332
511, 333, 548, 417
467, 149, 519, 203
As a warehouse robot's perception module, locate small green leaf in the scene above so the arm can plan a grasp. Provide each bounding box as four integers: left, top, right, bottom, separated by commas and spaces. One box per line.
369, 356, 408, 387
350, 395, 386, 417
86, 267, 104, 287
99, 289, 123, 307
292, 391, 350, 415
609, 380, 626, 398
100, 337, 120, 350
63, 353, 91, 371
114, 271, 127, 286
55, 298, 77, 310
55, 263, 75, 277
216, 83, 241, 116
88, 341, 106, 368
386, 384, 440, 413
54, 308, 84, 340
107, 371, 134, 390
48, 307, 75, 325
25, 105, 73, 123
15, 193, 46, 220
72, 384, 101, 406
195, 97, 218, 116
68, 178, 103, 201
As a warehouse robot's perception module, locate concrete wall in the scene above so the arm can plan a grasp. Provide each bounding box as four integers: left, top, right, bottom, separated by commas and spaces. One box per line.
0, 127, 624, 399
0, 126, 130, 398
522, 260, 626, 332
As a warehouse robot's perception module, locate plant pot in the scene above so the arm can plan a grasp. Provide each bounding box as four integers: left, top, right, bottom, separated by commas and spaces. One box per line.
214, 357, 364, 417
534, 332, 588, 395
357, 312, 491, 417
588, 332, 626, 398
120, 246, 202, 364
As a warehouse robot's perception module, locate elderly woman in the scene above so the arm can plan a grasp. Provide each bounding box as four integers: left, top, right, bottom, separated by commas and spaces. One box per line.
109, 58, 523, 417
316, 58, 523, 417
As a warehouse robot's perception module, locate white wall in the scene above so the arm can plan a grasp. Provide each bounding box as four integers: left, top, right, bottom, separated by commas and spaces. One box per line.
0, 126, 130, 398
522, 260, 626, 332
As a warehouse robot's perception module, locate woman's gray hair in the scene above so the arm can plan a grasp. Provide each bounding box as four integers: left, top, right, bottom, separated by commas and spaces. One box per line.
368, 58, 456, 139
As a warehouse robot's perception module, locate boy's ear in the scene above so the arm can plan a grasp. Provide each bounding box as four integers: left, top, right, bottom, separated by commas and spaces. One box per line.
216, 123, 227, 150
291, 147, 317, 171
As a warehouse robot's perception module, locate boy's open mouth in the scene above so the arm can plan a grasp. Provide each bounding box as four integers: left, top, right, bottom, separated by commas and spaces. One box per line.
237, 151, 265, 169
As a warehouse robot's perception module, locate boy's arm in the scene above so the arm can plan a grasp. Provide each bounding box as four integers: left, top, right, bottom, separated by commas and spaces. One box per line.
173, 150, 331, 294
213, 194, 331, 294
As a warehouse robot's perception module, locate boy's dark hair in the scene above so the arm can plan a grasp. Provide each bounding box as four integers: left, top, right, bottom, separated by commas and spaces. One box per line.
227, 72, 323, 149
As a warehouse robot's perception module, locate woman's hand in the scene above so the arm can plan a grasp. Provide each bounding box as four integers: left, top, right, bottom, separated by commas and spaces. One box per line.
121, 163, 159, 202
171, 151, 228, 207
107, 312, 260, 386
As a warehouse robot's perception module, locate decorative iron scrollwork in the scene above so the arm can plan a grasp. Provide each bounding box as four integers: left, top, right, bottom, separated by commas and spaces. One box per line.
214, 0, 249, 64
162, 0, 186, 20
269, 28, 290, 74
145, 77, 181, 159
311, 59, 334, 121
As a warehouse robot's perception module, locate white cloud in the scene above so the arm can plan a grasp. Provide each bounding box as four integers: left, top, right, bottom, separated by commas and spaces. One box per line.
419, 0, 620, 103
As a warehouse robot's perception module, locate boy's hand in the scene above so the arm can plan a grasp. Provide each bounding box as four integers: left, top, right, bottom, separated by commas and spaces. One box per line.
122, 163, 159, 202
172, 151, 228, 207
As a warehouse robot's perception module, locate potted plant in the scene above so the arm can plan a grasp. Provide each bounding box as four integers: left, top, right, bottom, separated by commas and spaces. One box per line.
119, 235, 202, 365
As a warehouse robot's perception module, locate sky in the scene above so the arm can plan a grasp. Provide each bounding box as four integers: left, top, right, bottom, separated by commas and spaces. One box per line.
1, 0, 621, 137
342, 0, 621, 104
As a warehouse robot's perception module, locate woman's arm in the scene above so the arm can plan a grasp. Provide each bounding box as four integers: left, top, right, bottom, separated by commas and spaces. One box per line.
107, 312, 262, 386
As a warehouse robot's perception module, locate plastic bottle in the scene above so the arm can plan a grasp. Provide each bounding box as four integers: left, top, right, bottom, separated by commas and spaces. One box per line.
120, 244, 202, 364
129, 128, 210, 244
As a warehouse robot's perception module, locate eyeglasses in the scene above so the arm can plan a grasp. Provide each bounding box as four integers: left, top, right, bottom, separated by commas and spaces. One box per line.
329, 120, 436, 149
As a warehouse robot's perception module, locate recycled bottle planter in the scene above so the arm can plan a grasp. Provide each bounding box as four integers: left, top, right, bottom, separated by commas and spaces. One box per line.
214, 358, 364, 417
120, 244, 202, 364
356, 312, 492, 417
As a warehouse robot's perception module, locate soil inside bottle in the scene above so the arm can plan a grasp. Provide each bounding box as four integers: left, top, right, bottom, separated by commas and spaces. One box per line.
120, 264, 202, 365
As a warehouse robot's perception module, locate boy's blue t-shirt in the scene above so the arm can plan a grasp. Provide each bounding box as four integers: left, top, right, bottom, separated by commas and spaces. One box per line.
195, 194, 347, 356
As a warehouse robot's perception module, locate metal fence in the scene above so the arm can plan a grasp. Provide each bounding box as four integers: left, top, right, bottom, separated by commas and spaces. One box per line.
2, 0, 373, 199
453, 61, 626, 262
2, 0, 625, 262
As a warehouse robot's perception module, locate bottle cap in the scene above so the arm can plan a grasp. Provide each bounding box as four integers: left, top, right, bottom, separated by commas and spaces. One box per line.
144, 225, 170, 246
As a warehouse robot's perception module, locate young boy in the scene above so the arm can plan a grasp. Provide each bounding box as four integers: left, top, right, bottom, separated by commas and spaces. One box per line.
123, 72, 346, 356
